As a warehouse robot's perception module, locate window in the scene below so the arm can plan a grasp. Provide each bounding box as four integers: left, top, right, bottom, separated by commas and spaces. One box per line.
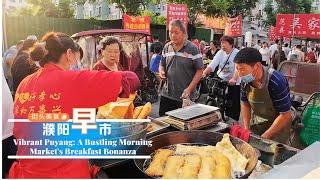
19, 0, 23, 3
10, 0, 15, 2
97, 6, 101, 16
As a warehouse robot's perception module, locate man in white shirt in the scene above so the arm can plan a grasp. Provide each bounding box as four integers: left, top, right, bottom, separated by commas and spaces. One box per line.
282, 43, 291, 59
259, 42, 271, 66
2, 73, 16, 178
269, 39, 279, 59
254, 40, 262, 50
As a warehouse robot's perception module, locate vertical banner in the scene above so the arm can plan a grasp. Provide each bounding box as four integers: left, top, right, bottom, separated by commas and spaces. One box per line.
123, 14, 151, 34
166, 4, 188, 26
269, 26, 280, 41
275, 14, 320, 39
224, 15, 243, 37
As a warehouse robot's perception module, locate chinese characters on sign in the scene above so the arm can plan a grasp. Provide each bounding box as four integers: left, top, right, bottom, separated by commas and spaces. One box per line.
123, 14, 151, 33
41, 108, 112, 136
15, 90, 64, 121
276, 14, 320, 39
269, 26, 280, 41
166, 4, 188, 26
224, 15, 243, 37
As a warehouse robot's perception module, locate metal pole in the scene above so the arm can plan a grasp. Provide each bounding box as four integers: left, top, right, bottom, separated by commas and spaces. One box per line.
291, 14, 296, 48
3, 12, 8, 51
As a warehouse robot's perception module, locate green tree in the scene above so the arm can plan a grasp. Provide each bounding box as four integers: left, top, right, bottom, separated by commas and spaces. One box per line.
264, 0, 315, 26
58, 0, 75, 18
264, 0, 276, 26
14, 0, 75, 18
141, 10, 166, 25
108, 0, 157, 16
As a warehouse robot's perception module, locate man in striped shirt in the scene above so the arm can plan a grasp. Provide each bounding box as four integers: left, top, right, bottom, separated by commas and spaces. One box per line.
158, 20, 203, 115
234, 48, 292, 144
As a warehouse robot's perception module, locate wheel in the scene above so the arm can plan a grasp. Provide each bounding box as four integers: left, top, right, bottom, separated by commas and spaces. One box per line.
194, 84, 202, 102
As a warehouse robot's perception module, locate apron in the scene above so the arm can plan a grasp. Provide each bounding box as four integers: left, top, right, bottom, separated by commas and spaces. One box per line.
245, 67, 291, 144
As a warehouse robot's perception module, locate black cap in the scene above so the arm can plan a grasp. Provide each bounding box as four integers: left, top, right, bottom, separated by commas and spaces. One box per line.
234, 47, 262, 64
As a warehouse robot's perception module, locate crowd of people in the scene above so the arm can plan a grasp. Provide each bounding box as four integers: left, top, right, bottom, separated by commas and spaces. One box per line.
2, 19, 319, 178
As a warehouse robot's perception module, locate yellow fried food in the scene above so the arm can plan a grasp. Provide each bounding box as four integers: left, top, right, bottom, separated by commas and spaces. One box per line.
137, 102, 152, 119
97, 95, 135, 119
198, 155, 216, 179
216, 134, 249, 175
163, 156, 185, 179
145, 149, 174, 177
175, 144, 216, 158
213, 150, 232, 179
133, 106, 143, 119
175, 144, 201, 155
178, 154, 201, 179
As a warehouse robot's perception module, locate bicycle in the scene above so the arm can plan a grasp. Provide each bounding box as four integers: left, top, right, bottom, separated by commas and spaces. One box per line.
205, 76, 231, 121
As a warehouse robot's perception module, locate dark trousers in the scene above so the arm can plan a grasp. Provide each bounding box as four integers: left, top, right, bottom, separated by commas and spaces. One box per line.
159, 95, 183, 116
226, 85, 240, 121
2, 136, 17, 178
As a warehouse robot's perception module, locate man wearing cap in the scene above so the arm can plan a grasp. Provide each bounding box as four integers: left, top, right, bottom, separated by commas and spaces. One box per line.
234, 48, 292, 144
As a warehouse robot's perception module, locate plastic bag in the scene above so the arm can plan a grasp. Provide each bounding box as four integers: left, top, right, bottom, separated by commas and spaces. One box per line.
300, 93, 320, 146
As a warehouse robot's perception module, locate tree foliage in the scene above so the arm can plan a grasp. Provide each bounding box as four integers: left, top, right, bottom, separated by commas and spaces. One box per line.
264, 0, 315, 26
108, 0, 157, 16
141, 10, 166, 25
14, 0, 75, 18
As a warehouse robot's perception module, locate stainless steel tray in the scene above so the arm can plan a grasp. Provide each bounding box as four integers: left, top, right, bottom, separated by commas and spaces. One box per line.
147, 117, 170, 138
165, 104, 220, 121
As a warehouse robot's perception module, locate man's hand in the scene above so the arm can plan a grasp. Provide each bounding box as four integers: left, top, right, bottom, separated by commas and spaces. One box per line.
228, 78, 237, 85
159, 67, 166, 79
261, 111, 292, 139
202, 72, 207, 78
181, 88, 192, 99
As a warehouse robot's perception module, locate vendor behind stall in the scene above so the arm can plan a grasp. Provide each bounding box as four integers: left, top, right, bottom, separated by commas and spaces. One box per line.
10, 32, 140, 178
234, 48, 292, 144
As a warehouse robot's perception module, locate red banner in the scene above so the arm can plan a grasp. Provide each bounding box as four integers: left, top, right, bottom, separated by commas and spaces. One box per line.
224, 15, 242, 37
123, 14, 151, 33
167, 4, 188, 26
275, 14, 320, 39
269, 26, 280, 41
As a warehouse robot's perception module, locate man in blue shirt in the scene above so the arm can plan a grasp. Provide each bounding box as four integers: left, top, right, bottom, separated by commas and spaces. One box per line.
234, 48, 292, 144
149, 46, 162, 73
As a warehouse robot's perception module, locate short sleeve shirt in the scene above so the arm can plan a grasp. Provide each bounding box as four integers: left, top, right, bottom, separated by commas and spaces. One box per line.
208, 49, 239, 81
160, 40, 203, 100
241, 69, 292, 113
